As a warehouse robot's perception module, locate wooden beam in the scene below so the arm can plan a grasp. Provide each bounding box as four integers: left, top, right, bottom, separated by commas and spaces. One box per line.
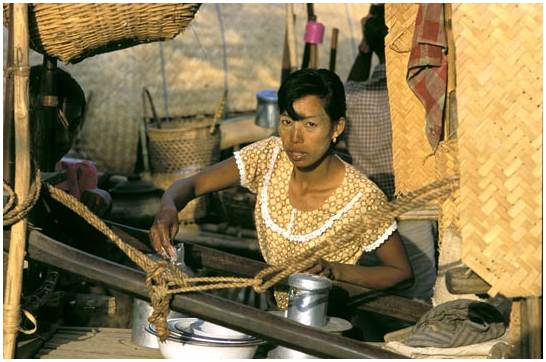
4, 229, 405, 359
106, 221, 431, 323
445, 266, 491, 295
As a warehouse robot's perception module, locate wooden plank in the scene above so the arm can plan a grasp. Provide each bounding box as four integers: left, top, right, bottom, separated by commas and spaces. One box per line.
9, 229, 405, 359
35, 327, 162, 359
445, 266, 491, 294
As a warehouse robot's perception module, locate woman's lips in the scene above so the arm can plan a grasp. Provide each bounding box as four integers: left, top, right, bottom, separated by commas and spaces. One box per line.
287, 151, 306, 161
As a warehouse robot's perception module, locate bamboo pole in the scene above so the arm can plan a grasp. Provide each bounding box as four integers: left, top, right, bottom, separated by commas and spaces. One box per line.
3, 4, 15, 186
4, 3, 31, 359
286, 4, 297, 72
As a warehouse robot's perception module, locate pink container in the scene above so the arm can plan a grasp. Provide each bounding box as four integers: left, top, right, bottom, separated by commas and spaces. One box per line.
304, 21, 325, 44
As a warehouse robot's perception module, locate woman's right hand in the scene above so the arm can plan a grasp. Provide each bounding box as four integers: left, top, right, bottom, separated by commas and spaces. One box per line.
149, 207, 179, 260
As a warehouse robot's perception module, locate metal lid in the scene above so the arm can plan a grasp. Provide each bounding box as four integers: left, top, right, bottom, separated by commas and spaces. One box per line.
256, 89, 277, 102
288, 273, 332, 291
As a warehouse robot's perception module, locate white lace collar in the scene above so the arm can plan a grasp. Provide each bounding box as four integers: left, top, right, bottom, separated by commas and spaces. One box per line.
260, 145, 363, 243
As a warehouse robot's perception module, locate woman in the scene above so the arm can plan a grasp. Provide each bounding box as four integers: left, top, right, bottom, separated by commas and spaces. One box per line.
150, 69, 412, 308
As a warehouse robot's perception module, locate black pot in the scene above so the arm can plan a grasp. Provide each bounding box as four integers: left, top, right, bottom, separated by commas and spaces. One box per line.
108, 175, 163, 229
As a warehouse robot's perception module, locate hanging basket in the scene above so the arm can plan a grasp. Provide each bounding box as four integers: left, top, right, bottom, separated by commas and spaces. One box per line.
3, 3, 200, 63
144, 89, 223, 223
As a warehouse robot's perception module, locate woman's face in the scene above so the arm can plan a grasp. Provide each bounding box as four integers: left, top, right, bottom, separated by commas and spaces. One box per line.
279, 95, 345, 169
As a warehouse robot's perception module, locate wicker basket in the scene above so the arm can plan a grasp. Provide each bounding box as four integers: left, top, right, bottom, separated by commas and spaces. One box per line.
3, 3, 200, 63
145, 90, 222, 223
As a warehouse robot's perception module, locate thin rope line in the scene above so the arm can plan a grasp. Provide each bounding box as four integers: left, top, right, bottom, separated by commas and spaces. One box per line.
158, 42, 171, 120
345, 4, 358, 60
215, 3, 229, 95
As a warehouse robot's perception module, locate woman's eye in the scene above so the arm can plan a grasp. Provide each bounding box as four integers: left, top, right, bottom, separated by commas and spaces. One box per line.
305, 121, 317, 128
281, 118, 292, 126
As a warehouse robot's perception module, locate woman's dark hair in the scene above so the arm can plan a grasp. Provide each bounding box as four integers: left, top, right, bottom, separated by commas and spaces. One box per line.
277, 68, 346, 124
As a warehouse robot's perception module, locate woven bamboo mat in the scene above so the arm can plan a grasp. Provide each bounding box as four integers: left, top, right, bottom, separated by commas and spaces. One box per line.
384, 4, 438, 194
34, 326, 161, 359
454, 4, 542, 297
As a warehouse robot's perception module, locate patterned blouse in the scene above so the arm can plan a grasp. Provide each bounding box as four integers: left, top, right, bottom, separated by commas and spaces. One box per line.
234, 137, 397, 308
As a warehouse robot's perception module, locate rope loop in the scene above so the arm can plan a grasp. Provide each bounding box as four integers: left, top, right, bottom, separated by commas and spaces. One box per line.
3, 171, 42, 226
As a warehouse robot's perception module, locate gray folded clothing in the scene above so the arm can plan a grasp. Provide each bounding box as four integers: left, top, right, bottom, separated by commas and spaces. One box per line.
404, 299, 506, 348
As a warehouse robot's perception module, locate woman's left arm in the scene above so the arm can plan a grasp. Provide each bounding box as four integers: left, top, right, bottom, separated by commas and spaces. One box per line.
308, 231, 413, 289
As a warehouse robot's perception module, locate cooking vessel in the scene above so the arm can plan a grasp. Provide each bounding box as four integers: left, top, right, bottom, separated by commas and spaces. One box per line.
255, 89, 279, 129
147, 318, 263, 359
108, 175, 163, 228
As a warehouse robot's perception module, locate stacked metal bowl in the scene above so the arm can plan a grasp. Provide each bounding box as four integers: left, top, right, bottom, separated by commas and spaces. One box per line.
146, 318, 263, 359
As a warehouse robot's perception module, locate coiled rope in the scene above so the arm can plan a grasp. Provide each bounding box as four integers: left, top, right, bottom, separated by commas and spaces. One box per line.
3, 171, 42, 227
4, 170, 457, 341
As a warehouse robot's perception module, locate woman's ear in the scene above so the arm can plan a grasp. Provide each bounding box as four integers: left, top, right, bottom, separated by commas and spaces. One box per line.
333, 117, 346, 139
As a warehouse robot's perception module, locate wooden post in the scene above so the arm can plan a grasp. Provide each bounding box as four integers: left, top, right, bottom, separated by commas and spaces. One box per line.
4, 3, 31, 359
286, 4, 297, 73
329, 28, 339, 72
3, 4, 15, 186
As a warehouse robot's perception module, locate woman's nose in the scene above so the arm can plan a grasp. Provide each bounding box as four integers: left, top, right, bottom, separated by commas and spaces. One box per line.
291, 123, 304, 143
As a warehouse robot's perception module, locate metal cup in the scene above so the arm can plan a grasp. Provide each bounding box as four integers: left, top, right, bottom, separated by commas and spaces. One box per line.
287, 273, 332, 328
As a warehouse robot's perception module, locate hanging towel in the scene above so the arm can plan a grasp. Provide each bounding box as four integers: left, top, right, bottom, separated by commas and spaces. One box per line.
406, 4, 448, 151
55, 157, 98, 199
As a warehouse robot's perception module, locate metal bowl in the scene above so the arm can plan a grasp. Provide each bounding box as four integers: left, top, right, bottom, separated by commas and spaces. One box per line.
146, 318, 263, 359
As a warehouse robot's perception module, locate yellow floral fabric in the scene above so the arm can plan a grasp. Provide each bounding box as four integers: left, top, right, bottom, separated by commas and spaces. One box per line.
234, 137, 396, 308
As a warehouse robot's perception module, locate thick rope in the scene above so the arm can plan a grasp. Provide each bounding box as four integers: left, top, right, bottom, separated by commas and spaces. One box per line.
3, 171, 42, 226
43, 175, 458, 341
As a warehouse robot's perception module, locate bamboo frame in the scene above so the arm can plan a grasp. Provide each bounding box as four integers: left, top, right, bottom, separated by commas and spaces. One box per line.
4, 3, 31, 358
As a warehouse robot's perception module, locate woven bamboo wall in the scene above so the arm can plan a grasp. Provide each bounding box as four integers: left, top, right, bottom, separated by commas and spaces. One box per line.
4, 4, 370, 174
384, 4, 438, 194
454, 4, 542, 297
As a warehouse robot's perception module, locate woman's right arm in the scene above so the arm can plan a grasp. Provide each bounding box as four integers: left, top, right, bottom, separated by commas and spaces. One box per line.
149, 157, 241, 258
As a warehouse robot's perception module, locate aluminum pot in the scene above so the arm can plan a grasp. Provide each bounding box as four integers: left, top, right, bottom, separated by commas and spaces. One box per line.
108, 175, 163, 229
255, 89, 279, 129
131, 298, 185, 349
147, 318, 263, 359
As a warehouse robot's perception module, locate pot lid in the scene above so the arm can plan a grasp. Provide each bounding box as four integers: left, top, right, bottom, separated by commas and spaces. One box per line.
269, 311, 352, 333
256, 89, 277, 103
109, 175, 160, 194
288, 273, 332, 291
146, 319, 263, 347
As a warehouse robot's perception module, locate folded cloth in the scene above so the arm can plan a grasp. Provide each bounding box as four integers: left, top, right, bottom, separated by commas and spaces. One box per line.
55, 157, 98, 199
403, 299, 506, 348
384, 337, 509, 359
406, 3, 448, 151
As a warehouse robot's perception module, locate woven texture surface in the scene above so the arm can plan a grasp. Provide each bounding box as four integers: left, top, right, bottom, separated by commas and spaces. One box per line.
148, 117, 220, 222
385, 4, 438, 193
454, 4, 542, 297
4, 4, 372, 174
3, 3, 200, 63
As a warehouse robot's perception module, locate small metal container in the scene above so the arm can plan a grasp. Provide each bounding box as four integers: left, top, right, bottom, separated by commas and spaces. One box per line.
255, 89, 279, 129
287, 273, 332, 327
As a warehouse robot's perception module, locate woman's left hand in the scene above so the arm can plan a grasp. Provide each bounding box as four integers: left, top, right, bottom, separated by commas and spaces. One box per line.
303, 259, 336, 279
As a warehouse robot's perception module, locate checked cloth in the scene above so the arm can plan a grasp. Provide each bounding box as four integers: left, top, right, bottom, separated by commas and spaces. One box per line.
407, 3, 448, 151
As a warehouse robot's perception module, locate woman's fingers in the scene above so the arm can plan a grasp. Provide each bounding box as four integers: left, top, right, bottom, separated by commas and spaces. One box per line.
149, 223, 176, 259
304, 263, 324, 275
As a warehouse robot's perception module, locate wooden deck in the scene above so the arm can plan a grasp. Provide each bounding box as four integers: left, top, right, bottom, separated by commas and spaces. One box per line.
34, 326, 162, 359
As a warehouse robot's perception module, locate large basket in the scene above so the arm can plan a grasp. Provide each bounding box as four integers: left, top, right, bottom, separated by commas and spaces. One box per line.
145, 90, 222, 223
3, 3, 200, 63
